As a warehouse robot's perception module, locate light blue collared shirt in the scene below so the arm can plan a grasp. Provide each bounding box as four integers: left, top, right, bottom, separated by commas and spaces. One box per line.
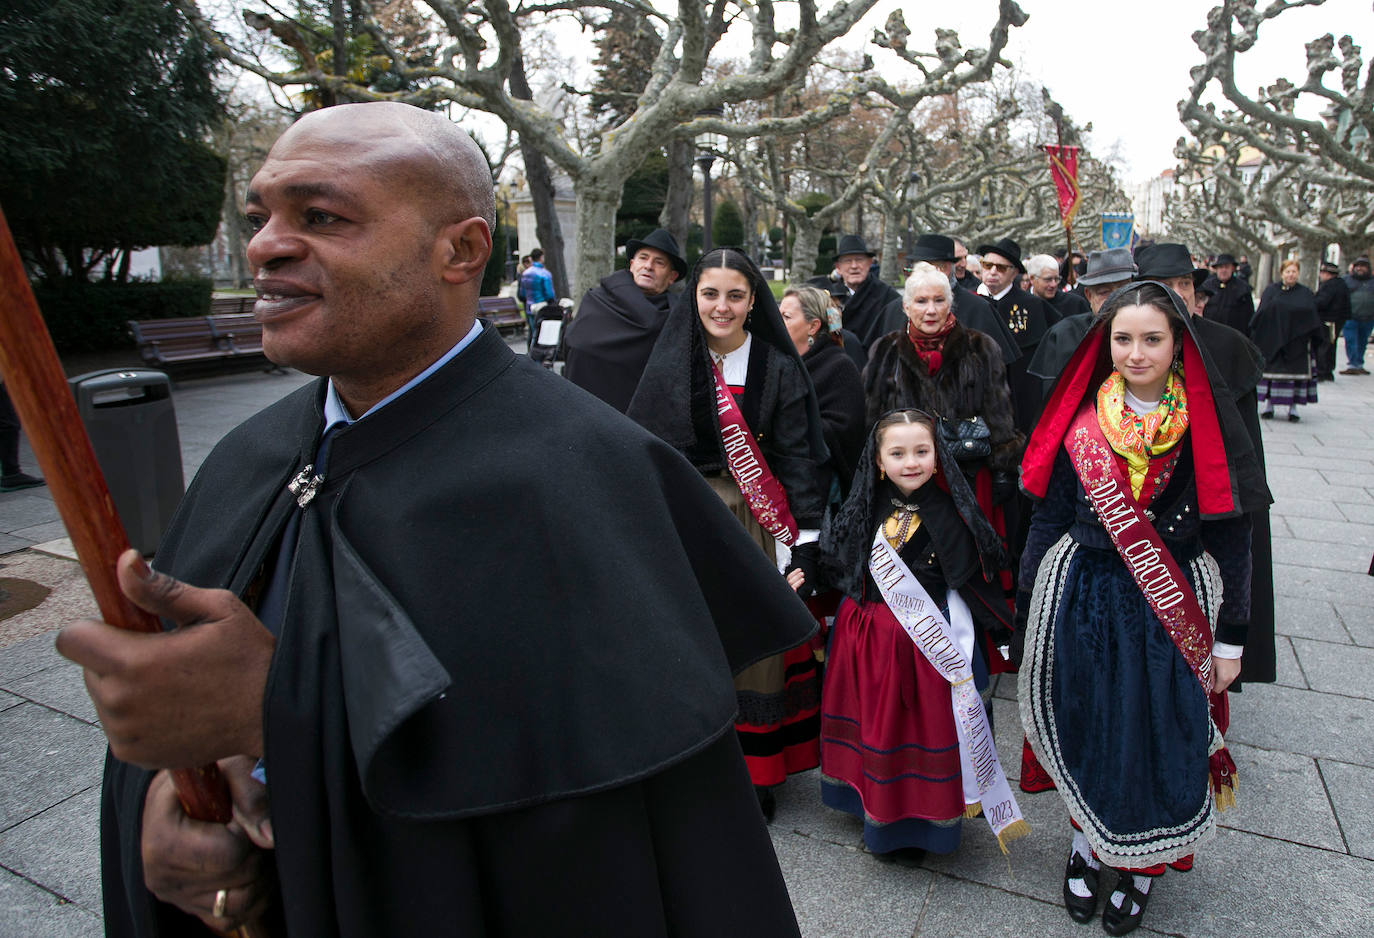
322, 319, 483, 431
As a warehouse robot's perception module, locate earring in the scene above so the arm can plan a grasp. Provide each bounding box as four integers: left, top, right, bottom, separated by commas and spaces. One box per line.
807, 335, 815, 348
879, 467, 886, 480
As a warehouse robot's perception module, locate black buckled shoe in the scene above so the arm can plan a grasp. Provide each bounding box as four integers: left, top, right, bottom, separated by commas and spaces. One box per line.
1101, 876, 1150, 936
1062, 852, 1099, 924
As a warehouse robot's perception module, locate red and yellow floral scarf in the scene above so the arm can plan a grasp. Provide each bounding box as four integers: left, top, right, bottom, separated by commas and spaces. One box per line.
1096, 368, 1188, 499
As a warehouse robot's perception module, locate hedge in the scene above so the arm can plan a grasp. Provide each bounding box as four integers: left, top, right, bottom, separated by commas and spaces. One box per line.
33, 279, 213, 353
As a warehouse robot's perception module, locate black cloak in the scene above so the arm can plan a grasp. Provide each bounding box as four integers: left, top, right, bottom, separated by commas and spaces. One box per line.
1047, 289, 1091, 319
952, 284, 1021, 365
840, 269, 906, 354
1251, 282, 1325, 377
801, 338, 867, 499
562, 268, 674, 413
984, 284, 1060, 435
1201, 274, 1256, 334
1026, 314, 1093, 400
101, 325, 811, 937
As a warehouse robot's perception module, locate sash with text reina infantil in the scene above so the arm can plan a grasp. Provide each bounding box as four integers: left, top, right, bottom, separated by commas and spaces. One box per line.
711, 359, 799, 546
868, 530, 1029, 851
1065, 402, 1237, 805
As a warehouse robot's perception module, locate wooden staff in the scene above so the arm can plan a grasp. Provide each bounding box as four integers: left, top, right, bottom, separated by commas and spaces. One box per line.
0, 207, 270, 938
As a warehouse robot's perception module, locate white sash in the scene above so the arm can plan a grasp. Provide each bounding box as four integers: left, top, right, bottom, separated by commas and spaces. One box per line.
869, 529, 1029, 851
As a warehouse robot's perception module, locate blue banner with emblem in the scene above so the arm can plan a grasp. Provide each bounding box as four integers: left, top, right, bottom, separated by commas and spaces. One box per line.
1101, 213, 1134, 250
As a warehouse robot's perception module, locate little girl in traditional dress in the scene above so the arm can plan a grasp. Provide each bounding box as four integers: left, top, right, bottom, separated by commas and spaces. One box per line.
818, 409, 1026, 859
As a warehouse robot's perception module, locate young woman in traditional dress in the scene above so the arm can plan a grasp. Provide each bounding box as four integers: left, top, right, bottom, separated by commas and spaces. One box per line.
1017, 282, 1265, 935
817, 410, 1025, 860
629, 248, 828, 820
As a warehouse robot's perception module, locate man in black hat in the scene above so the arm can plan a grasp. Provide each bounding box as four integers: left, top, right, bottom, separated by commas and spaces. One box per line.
1200, 253, 1255, 333
819, 234, 904, 356
1026, 247, 1138, 398
562, 228, 687, 413
1134, 241, 1276, 689
975, 237, 1059, 434
1314, 260, 1350, 381
907, 233, 1019, 364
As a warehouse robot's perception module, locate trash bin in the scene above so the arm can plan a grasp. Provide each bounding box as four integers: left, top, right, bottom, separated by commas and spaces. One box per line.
68, 369, 184, 556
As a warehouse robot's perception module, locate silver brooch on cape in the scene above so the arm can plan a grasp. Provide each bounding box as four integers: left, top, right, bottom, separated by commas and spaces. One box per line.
288, 464, 325, 507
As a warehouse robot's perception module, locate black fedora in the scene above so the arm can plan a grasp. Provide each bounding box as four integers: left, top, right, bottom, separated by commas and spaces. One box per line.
834, 234, 877, 260
625, 228, 688, 278
908, 234, 958, 264
1134, 243, 1200, 280
976, 237, 1025, 273
1212, 253, 1237, 268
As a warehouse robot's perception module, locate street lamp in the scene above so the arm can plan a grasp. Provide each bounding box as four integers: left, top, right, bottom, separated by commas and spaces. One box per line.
695, 111, 724, 255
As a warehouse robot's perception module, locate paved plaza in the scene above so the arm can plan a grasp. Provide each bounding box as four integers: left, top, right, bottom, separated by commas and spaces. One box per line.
1, 339, 1371, 937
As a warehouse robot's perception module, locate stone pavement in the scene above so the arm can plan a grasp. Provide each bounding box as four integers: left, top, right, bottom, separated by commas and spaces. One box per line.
1, 338, 1371, 937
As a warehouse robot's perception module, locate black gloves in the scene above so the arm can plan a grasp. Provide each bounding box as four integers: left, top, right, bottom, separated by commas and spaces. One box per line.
786, 542, 821, 599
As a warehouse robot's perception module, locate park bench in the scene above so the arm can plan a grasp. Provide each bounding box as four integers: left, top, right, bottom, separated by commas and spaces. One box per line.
478, 295, 526, 335
128, 300, 281, 376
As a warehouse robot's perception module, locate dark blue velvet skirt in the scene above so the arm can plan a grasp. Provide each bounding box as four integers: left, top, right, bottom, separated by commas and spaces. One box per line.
1021, 536, 1221, 868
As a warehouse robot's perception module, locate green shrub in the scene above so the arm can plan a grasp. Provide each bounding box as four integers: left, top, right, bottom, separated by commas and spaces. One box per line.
33, 279, 213, 352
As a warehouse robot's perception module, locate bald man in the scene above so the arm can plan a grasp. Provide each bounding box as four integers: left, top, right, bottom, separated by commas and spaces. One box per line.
60, 103, 808, 937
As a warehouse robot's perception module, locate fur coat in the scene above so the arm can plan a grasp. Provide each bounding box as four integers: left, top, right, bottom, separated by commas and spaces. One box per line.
862, 321, 1022, 476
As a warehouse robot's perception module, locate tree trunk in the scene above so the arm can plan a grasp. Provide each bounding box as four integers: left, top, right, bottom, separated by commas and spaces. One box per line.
509, 53, 571, 300
1298, 238, 1325, 289
880, 210, 902, 286
791, 220, 823, 282
660, 137, 694, 250
572, 183, 621, 306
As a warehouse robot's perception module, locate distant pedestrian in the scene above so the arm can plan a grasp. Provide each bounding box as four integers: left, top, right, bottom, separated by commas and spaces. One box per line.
518, 248, 555, 336
1252, 260, 1324, 422
1200, 253, 1254, 333
1314, 261, 1350, 381
1340, 255, 1374, 375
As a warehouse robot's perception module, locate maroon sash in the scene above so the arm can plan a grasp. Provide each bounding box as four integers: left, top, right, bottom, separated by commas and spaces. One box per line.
711, 360, 799, 546
1065, 402, 1236, 803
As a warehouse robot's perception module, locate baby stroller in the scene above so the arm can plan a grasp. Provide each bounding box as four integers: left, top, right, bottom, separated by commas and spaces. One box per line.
528, 298, 572, 369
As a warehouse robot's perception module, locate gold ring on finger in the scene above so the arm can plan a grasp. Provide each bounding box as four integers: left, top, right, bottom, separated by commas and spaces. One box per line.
213, 888, 229, 919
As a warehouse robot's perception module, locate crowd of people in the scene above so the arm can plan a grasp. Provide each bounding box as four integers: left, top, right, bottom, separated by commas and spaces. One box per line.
47, 102, 1367, 938
566, 225, 1303, 934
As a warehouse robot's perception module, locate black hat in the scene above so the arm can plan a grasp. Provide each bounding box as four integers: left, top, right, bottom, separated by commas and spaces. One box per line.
908, 234, 958, 264
1078, 248, 1137, 287
1192, 268, 1211, 291
975, 237, 1025, 273
625, 228, 688, 278
1354, 256, 1372, 268
1320, 261, 1341, 275
1134, 243, 1202, 280
1212, 253, 1237, 268
834, 234, 877, 260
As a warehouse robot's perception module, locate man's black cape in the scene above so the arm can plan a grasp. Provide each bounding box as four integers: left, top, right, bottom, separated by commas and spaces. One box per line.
563, 268, 673, 413
1048, 289, 1091, 319
101, 325, 810, 937
952, 285, 1020, 365
840, 270, 905, 354
1201, 275, 1256, 334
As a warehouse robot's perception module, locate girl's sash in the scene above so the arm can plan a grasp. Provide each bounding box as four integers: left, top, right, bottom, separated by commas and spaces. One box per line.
1065, 402, 1237, 806
869, 530, 1029, 851
712, 360, 799, 546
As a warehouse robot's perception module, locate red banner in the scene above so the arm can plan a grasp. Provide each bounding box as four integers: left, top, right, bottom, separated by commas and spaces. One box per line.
1042, 145, 1081, 227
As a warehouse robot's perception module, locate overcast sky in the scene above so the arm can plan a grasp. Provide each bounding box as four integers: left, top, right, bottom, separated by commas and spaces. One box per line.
914, 0, 1372, 184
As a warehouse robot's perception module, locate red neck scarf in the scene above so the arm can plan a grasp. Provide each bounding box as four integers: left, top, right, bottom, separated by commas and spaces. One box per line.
906, 316, 957, 372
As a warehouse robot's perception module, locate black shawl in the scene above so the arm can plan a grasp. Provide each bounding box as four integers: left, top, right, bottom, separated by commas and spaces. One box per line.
562, 269, 674, 413
821, 414, 1008, 602
1251, 282, 1325, 376
801, 338, 867, 497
